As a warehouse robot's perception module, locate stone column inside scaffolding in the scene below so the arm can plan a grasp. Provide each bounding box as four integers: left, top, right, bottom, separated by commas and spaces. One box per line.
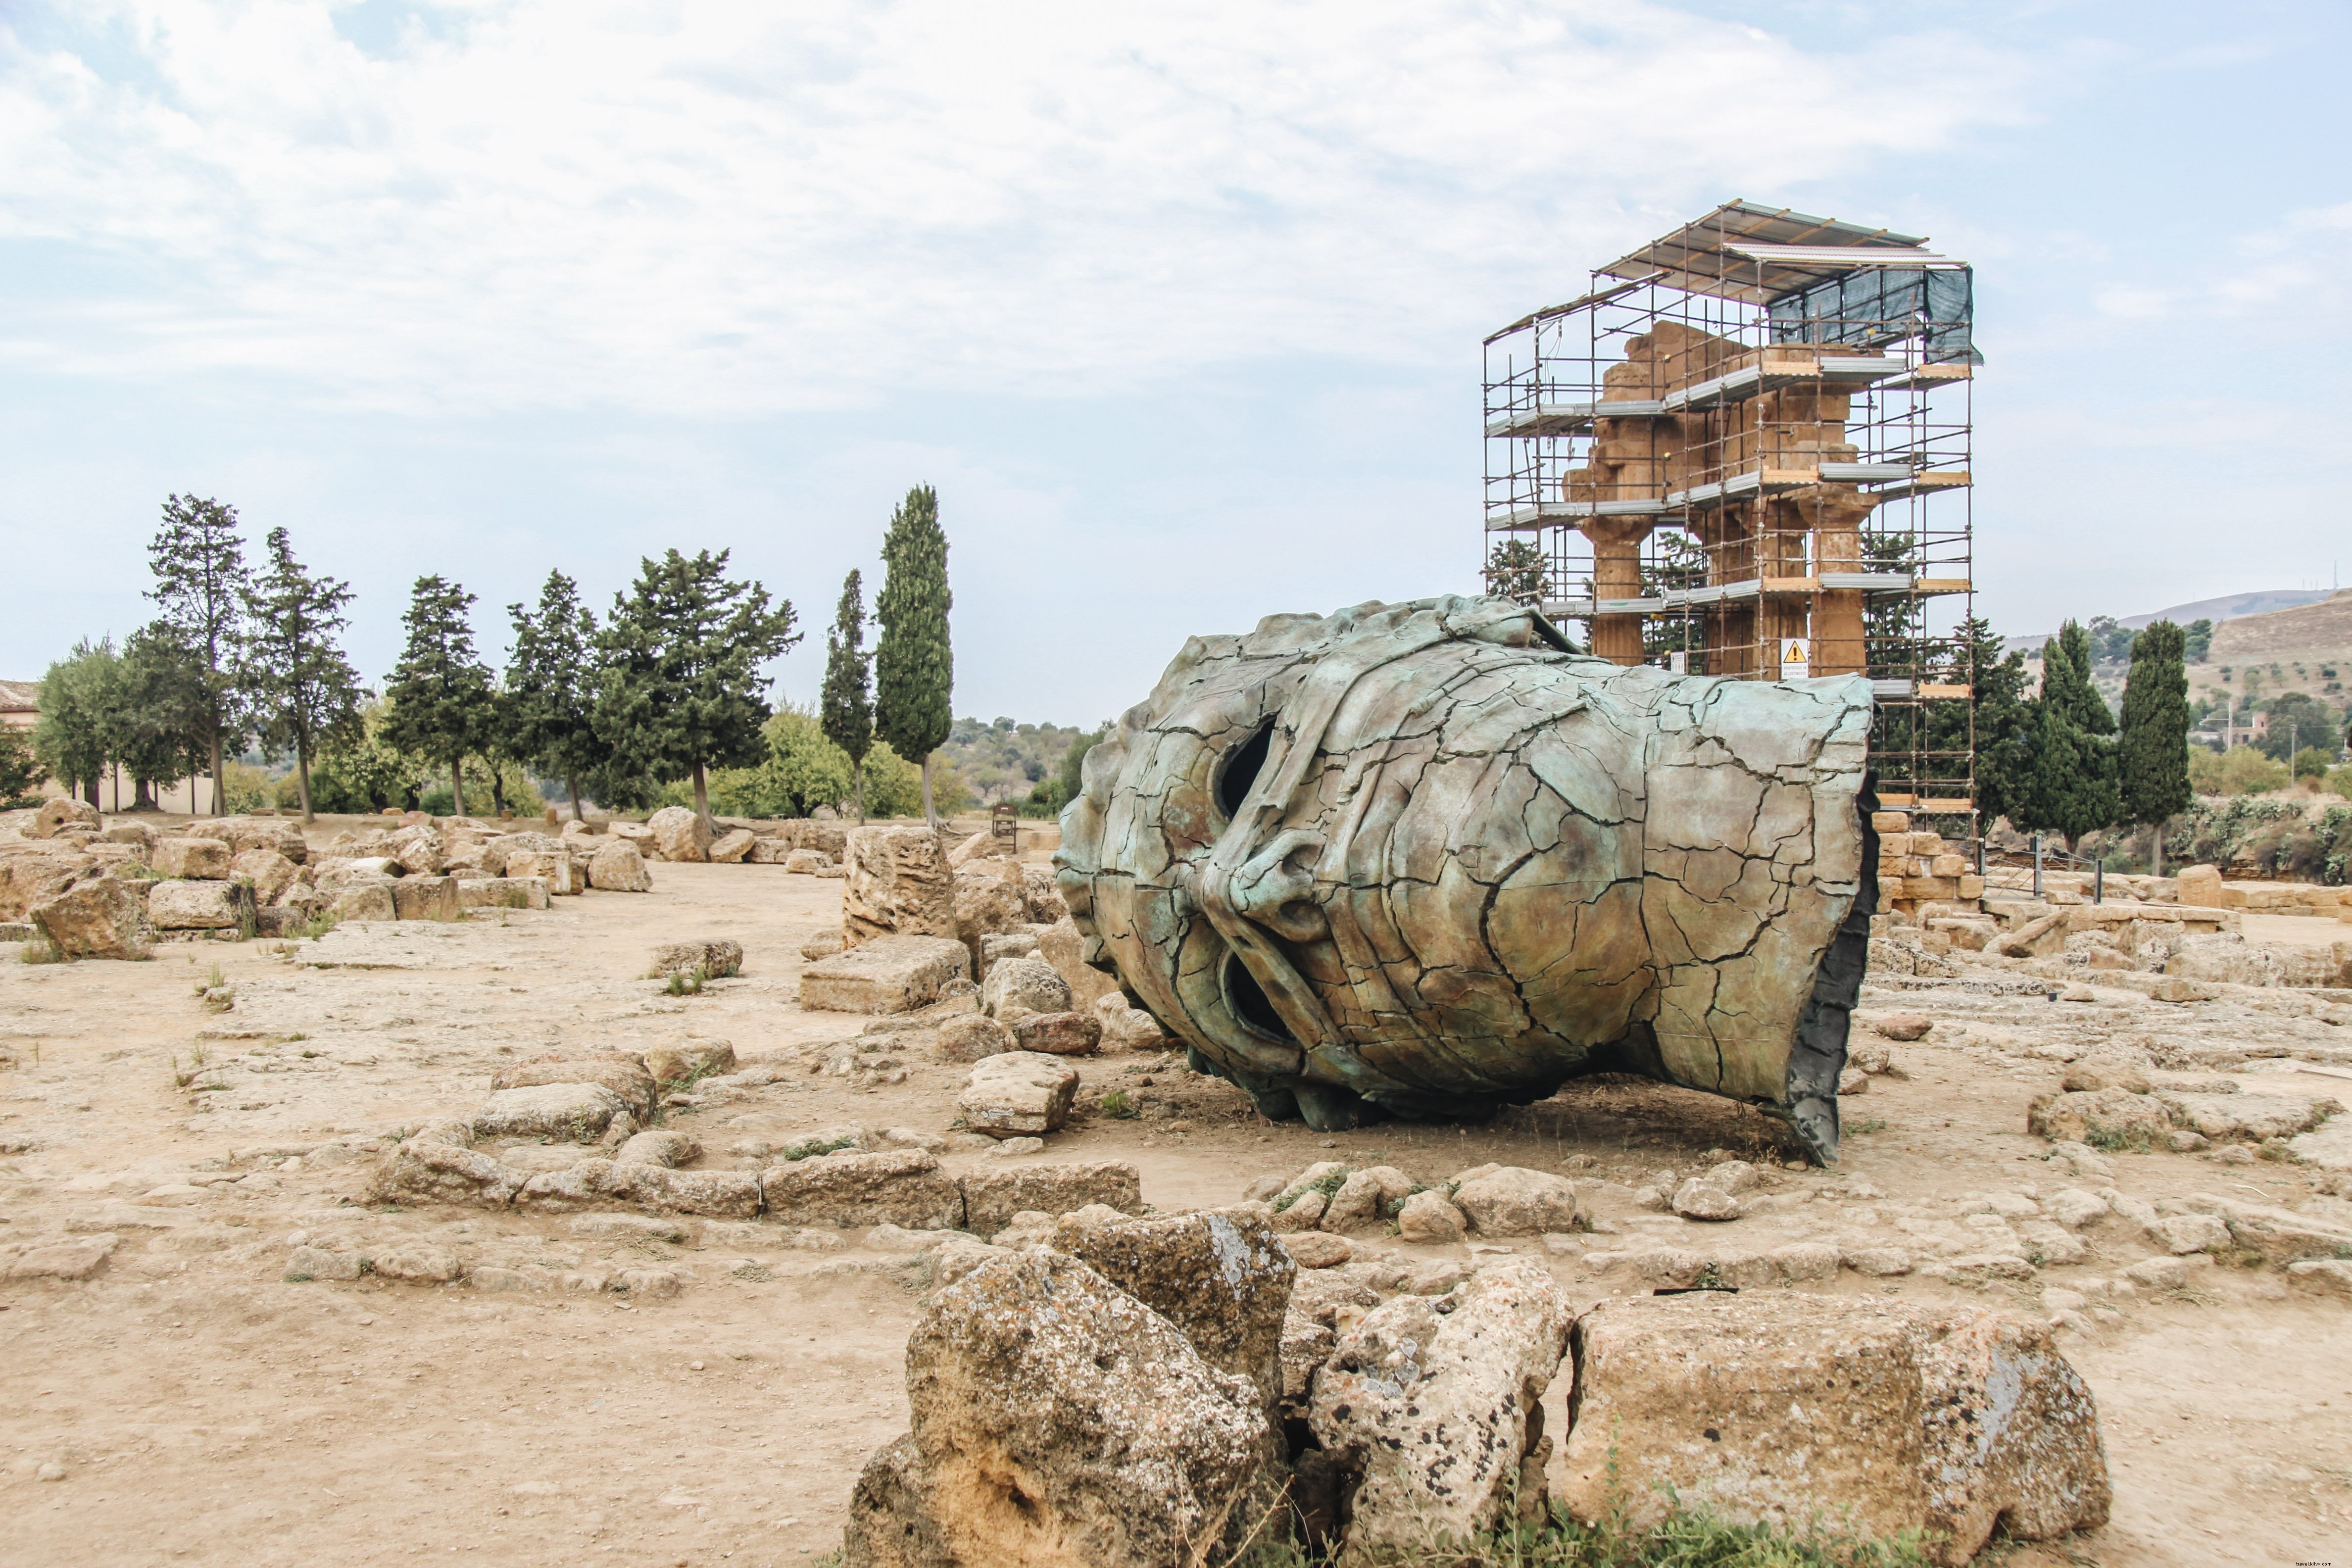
1698, 506, 1758, 676
1578, 517, 1653, 665
1806, 487, 1880, 677
1757, 496, 1815, 673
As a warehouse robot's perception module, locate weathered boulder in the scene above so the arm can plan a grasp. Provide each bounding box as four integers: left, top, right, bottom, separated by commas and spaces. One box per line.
492, 1052, 659, 1121
2157, 1091, 2337, 1143
502, 849, 579, 895
1396, 1189, 1468, 1244
953, 858, 1030, 955
148, 878, 252, 931
801, 934, 970, 1014
1319, 1165, 1414, 1231
615, 1130, 699, 1167
1035, 916, 1123, 1012
151, 837, 232, 880
1311, 1259, 1571, 1555
782, 847, 832, 873
385, 827, 445, 876
368, 1120, 528, 1209
1054, 1208, 1295, 1408
1281, 1232, 1352, 1269
587, 839, 652, 891
1006, 1008, 1102, 1056
31, 874, 153, 959
932, 1013, 1017, 1064
642, 1038, 735, 1085
645, 806, 712, 863
472, 1082, 632, 1143
843, 825, 958, 946
29, 797, 101, 839
230, 848, 301, 906
709, 827, 756, 864
392, 875, 460, 921
840, 1251, 1278, 1568
2028, 1087, 2174, 1146
100, 820, 154, 851
960, 1160, 1143, 1234
1093, 994, 1172, 1053
763, 1149, 966, 1229
1022, 863, 1068, 924
0, 842, 95, 920
185, 815, 310, 863
648, 938, 743, 979
980, 955, 1070, 1018
1451, 1164, 1581, 1236
959, 1052, 1079, 1138
1559, 1292, 2109, 1567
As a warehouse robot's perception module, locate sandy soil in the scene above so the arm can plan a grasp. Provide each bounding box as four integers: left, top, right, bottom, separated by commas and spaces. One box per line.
3, 839, 2351, 1568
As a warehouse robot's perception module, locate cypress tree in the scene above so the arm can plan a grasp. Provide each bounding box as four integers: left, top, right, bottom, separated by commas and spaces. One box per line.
1948, 616, 2036, 831
507, 572, 602, 822
145, 494, 252, 814
820, 569, 875, 823
2118, 620, 2193, 875
382, 576, 496, 819
2019, 621, 2120, 851
594, 549, 800, 833
239, 528, 366, 823
874, 486, 953, 828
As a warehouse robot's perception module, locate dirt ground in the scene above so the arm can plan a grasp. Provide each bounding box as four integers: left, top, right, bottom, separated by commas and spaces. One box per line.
3, 830, 2350, 1568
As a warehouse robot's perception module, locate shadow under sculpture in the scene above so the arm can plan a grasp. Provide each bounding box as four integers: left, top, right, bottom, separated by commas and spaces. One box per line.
1054, 595, 1881, 1162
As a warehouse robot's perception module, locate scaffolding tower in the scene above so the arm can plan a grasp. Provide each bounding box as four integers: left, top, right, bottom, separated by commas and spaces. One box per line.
1482, 201, 1978, 813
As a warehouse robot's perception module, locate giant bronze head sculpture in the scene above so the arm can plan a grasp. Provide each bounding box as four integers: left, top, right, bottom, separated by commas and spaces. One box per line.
1055, 595, 1879, 1161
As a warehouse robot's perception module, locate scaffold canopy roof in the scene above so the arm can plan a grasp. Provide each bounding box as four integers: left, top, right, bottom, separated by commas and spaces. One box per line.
1597, 200, 1960, 305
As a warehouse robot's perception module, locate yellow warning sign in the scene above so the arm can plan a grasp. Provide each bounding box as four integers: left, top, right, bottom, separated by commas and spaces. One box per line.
1780, 639, 1810, 679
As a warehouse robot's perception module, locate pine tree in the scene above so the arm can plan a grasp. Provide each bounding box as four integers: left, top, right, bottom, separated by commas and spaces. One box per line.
874, 486, 953, 827
819, 570, 875, 823
1482, 539, 1548, 606
1946, 616, 2036, 830
145, 494, 252, 814
382, 576, 496, 819
594, 549, 800, 833
238, 528, 366, 823
507, 572, 602, 821
2118, 619, 2193, 874
116, 628, 212, 809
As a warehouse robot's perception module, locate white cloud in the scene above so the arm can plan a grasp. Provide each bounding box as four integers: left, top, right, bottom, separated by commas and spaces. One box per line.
0, 0, 2045, 415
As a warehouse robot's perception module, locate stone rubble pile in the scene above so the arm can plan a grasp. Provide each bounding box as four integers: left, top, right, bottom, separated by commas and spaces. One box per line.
838, 1193, 2110, 1567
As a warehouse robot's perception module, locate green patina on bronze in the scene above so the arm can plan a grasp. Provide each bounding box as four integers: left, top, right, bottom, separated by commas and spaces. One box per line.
1054, 595, 1880, 1161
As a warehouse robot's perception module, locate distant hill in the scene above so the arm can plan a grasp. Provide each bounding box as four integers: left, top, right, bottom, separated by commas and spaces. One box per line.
2005, 588, 2338, 657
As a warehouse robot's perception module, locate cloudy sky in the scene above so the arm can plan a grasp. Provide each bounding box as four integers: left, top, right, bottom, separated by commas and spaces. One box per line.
3, 0, 2347, 725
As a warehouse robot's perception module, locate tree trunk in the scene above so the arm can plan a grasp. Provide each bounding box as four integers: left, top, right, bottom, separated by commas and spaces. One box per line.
692, 761, 712, 836
451, 758, 466, 820
2151, 823, 2164, 880
567, 774, 583, 822
209, 729, 224, 816
82, 776, 100, 809
133, 778, 158, 812
295, 749, 315, 824
853, 757, 866, 825
920, 753, 936, 830
492, 766, 507, 820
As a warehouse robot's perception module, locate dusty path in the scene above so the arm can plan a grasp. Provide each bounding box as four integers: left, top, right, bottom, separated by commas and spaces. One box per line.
3, 853, 2350, 1567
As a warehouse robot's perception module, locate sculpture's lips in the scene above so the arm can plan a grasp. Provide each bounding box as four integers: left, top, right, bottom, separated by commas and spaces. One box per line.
1056, 594, 1878, 1162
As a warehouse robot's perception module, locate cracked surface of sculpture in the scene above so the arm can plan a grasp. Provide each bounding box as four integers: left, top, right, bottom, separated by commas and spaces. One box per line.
1054, 595, 1880, 1161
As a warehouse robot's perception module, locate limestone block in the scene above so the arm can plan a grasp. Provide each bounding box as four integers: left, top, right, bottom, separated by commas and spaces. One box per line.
1311, 1260, 1571, 1553
1005, 1008, 1101, 1056
1093, 994, 1173, 1052
980, 956, 1070, 1018
587, 839, 652, 891
931, 1013, 1017, 1063
708, 828, 756, 863
1021, 863, 1069, 924
392, 875, 459, 921
157, 878, 256, 931
1561, 1293, 2108, 1567
642, 1039, 735, 1085
649, 939, 743, 979
492, 1052, 659, 1121
782, 848, 831, 873
502, 849, 579, 895
759, 1149, 966, 1229
644, 807, 711, 862
367, 1120, 528, 1209
840, 1251, 1277, 1568
800, 934, 970, 1014
454, 876, 548, 911
843, 826, 958, 945
31, 873, 154, 957
2175, 864, 2227, 908
960, 1159, 1142, 1233
1451, 1164, 1581, 1235
958, 1051, 1079, 1138
952, 858, 1029, 952
229, 848, 300, 905
0, 842, 96, 921
151, 837, 231, 880
1397, 1189, 1467, 1243
2028, 1087, 2174, 1145
328, 882, 398, 922
472, 1082, 631, 1143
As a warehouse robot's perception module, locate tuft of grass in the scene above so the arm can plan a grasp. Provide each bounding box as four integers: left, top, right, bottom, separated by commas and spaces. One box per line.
1845, 1117, 1890, 1138
662, 966, 711, 997
1275, 1167, 1353, 1213
2083, 1126, 2150, 1154
1100, 1089, 1139, 1120
18, 931, 68, 965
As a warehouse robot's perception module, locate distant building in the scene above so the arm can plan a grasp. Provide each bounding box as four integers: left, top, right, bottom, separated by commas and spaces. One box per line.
0, 678, 35, 734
